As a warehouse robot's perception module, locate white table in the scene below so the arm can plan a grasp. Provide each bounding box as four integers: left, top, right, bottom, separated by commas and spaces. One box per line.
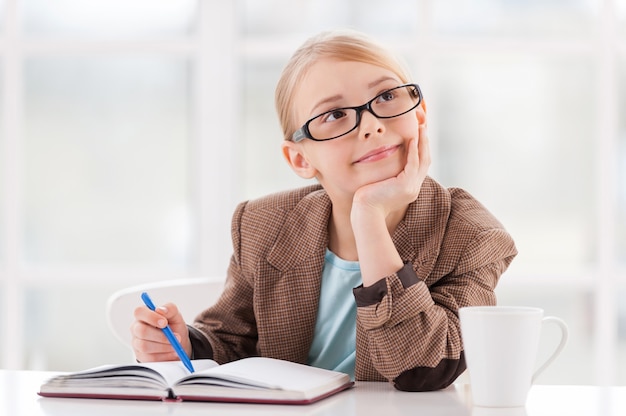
2, 369, 625, 416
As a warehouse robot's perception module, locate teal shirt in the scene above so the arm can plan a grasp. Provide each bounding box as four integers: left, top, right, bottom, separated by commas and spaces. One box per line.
307, 249, 362, 379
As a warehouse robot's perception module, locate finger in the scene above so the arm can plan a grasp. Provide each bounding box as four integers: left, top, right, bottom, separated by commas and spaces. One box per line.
131, 320, 170, 345
134, 342, 181, 363
131, 322, 180, 359
159, 302, 186, 326
133, 305, 169, 329
403, 137, 420, 178
133, 335, 176, 354
417, 124, 431, 174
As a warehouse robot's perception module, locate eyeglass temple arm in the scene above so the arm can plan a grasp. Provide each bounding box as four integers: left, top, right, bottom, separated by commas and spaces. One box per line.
292, 128, 306, 142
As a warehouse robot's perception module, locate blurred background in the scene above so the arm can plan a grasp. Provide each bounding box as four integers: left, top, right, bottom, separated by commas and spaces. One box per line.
0, 0, 625, 385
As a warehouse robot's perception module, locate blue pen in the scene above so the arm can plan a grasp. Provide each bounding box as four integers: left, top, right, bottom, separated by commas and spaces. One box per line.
141, 292, 195, 373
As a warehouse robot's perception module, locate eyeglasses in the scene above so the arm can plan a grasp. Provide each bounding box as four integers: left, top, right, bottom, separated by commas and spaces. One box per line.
292, 83, 422, 142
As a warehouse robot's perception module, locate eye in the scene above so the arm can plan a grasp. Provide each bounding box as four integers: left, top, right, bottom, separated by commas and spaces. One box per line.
321, 109, 348, 123
376, 90, 397, 103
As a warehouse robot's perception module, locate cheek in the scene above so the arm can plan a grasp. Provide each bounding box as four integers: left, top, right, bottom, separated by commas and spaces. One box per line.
303, 142, 348, 170
322, 146, 352, 169
392, 115, 420, 138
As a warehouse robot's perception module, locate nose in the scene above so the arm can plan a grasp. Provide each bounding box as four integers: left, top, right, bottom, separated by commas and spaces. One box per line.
358, 108, 384, 139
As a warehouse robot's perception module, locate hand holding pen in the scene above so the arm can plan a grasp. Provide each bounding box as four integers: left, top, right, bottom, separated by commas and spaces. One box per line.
133, 292, 195, 373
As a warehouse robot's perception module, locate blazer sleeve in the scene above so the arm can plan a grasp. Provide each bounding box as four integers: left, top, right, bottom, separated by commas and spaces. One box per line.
353, 227, 517, 391
188, 201, 260, 364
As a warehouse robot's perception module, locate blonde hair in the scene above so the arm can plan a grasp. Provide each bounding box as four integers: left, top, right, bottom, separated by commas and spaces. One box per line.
274, 30, 411, 141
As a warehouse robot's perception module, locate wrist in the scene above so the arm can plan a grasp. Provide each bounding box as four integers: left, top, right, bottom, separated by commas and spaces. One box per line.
350, 201, 385, 230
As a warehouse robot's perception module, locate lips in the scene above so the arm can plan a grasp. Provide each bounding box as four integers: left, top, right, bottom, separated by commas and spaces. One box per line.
354, 145, 400, 164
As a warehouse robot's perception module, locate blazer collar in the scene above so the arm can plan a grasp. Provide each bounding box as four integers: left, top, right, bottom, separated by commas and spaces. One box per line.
267, 186, 332, 271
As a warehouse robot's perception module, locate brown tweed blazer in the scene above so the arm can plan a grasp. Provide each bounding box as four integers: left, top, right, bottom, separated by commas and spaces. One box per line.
189, 176, 517, 391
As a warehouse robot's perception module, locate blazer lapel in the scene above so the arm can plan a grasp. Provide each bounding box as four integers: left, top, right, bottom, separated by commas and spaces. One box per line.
260, 188, 332, 363
266, 187, 332, 271
393, 177, 451, 281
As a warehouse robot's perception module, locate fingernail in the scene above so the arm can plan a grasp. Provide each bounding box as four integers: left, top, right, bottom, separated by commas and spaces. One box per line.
157, 319, 167, 328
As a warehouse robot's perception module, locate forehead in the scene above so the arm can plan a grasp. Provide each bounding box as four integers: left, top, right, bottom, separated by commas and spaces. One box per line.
294, 59, 402, 121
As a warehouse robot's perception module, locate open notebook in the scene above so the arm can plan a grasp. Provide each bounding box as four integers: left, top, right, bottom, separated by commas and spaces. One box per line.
38, 357, 353, 405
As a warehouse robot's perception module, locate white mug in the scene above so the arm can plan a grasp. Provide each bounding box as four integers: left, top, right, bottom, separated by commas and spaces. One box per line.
459, 306, 568, 408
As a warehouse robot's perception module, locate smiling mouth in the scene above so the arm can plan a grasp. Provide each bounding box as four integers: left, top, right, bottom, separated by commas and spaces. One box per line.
354, 145, 400, 164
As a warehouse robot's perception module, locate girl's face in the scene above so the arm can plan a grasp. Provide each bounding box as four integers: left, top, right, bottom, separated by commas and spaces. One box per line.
282, 59, 426, 203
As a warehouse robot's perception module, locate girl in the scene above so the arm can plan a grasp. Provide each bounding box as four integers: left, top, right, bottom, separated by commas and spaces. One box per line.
132, 30, 517, 391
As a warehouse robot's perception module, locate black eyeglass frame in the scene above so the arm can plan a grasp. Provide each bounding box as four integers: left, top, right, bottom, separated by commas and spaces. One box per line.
291, 83, 423, 143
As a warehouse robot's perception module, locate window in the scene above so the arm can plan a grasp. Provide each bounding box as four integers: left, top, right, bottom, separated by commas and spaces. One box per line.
619, 55, 626, 265
23, 57, 192, 267
0, 0, 236, 371
21, 0, 196, 38
432, 0, 598, 39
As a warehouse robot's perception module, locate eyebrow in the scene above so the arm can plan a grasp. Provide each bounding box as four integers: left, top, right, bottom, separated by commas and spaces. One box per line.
308, 76, 401, 117
368, 76, 398, 89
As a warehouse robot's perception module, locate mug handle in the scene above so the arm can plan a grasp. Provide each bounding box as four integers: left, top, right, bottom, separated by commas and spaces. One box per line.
531, 316, 569, 383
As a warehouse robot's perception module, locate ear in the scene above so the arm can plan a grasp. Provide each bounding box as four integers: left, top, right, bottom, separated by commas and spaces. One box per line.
281, 141, 318, 179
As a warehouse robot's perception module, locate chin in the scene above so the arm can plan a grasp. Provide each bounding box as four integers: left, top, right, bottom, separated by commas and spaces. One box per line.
362, 164, 404, 185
